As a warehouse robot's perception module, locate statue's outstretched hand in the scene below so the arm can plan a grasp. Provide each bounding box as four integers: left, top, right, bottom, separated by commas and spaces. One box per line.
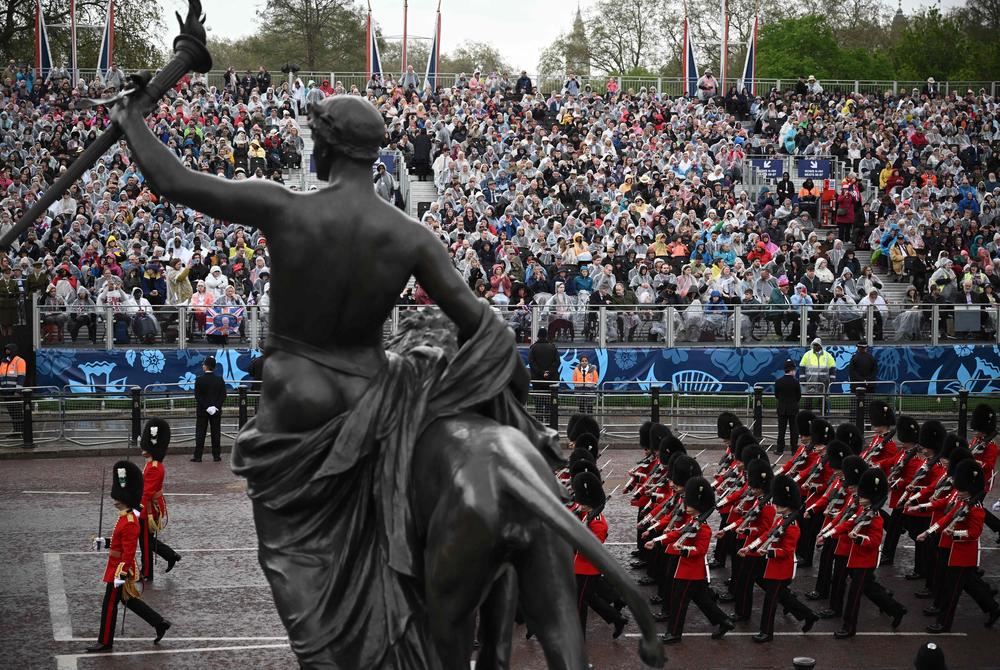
108, 72, 153, 127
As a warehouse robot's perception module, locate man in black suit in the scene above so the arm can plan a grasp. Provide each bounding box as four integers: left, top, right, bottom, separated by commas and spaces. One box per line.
774, 360, 801, 456
527, 327, 560, 425
193, 356, 227, 462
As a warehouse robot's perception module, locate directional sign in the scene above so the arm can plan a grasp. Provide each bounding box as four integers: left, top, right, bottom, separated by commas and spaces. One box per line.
797, 159, 830, 179
750, 158, 782, 179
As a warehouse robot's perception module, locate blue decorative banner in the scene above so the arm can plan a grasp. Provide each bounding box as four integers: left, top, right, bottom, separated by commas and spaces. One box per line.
34, 345, 1000, 395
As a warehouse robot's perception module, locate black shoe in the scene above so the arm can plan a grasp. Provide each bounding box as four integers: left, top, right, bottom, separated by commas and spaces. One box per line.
834, 629, 855, 639
85, 643, 113, 653
773, 448, 784, 456
914, 589, 932, 599
154, 620, 171, 643
708, 560, 726, 569
630, 549, 642, 557
805, 590, 824, 601
817, 609, 838, 619
660, 633, 682, 645
802, 614, 818, 633
926, 623, 949, 634
190, 457, 202, 462
904, 572, 923, 581
613, 615, 629, 639
987, 608, 1000, 628
213, 456, 222, 462
892, 608, 906, 629
649, 595, 663, 605
653, 611, 670, 622
638, 577, 656, 586
165, 555, 180, 573
631, 560, 648, 570
922, 606, 941, 616
752, 632, 773, 643
731, 613, 750, 622
525, 629, 534, 640
711, 619, 735, 639
717, 592, 735, 603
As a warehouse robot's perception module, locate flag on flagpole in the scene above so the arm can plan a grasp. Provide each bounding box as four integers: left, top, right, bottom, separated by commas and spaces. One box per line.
720, 0, 729, 91
35, 0, 54, 82
682, 15, 700, 97
739, 16, 757, 96
70, 0, 78, 85
366, 3, 382, 80
422, 3, 441, 92
96, 0, 114, 81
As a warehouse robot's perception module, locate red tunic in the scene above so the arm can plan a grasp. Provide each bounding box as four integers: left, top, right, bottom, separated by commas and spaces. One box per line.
574, 512, 608, 575
861, 432, 899, 476
846, 510, 883, 569
888, 449, 922, 509
103, 509, 140, 583
971, 436, 998, 491
738, 502, 776, 551
756, 516, 800, 581
141, 460, 167, 523
902, 462, 945, 518
665, 516, 711, 581
946, 504, 984, 568
779, 441, 810, 476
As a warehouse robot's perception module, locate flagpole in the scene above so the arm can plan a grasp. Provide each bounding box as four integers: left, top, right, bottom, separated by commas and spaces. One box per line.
682, 2, 688, 92
365, 2, 372, 80
434, 1, 441, 90
70, 0, 77, 85
402, 0, 409, 74
35, 0, 41, 77
720, 0, 728, 91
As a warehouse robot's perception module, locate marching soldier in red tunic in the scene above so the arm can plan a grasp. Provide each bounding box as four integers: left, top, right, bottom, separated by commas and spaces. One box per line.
803, 439, 852, 603
727, 457, 774, 621
86, 461, 171, 653
793, 419, 835, 567
968, 403, 1000, 540
861, 400, 899, 477
884, 415, 922, 565
660, 476, 734, 644
834, 467, 907, 638
138, 419, 182, 581
921, 459, 1000, 633
902, 420, 948, 586
777, 411, 816, 478
815, 455, 867, 620
739, 474, 818, 642
708, 414, 744, 571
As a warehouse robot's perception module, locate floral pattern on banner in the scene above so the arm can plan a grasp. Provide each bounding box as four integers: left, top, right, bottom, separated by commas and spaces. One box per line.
34, 345, 1000, 395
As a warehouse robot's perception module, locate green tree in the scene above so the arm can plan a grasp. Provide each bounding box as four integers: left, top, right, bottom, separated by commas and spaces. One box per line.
889, 9, 974, 80
254, 0, 366, 71
583, 0, 674, 74
440, 41, 512, 75
1, 0, 164, 72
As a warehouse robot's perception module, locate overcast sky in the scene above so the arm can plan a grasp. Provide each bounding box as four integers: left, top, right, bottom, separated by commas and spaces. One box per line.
160, 0, 964, 72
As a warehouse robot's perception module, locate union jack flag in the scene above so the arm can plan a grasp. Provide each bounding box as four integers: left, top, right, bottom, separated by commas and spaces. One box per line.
205, 306, 244, 336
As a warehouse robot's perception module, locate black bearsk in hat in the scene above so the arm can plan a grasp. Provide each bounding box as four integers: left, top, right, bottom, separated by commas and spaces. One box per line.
572, 471, 606, 509
842, 455, 867, 488
717, 411, 740, 439
568, 447, 596, 470
835, 423, 863, 455
809, 419, 835, 445
570, 457, 601, 480
738, 441, 768, 467
141, 418, 171, 462
639, 420, 654, 451
575, 432, 600, 460
771, 474, 801, 510
823, 439, 852, 471
649, 423, 671, 453
946, 445, 973, 477
684, 476, 715, 515
670, 455, 702, 487
953, 458, 985, 497
896, 415, 920, 445
970, 403, 997, 434
796, 410, 816, 438
659, 435, 686, 464
868, 400, 895, 429
918, 420, 947, 454
747, 459, 772, 491
858, 467, 888, 505
567, 414, 600, 443
110, 460, 143, 511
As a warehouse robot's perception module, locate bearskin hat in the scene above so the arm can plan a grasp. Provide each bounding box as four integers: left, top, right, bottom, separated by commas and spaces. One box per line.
747, 459, 772, 491
572, 471, 606, 509
796, 410, 816, 438
771, 474, 801, 510
896, 415, 920, 445
684, 476, 716, 515
568, 414, 600, 443
140, 418, 171, 462
659, 435, 686, 463
739, 443, 769, 467
835, 423, 864, 455
639, 421, 654, 450
842, 455, 867, 488
914, 642, 947, 670
110, 460, 143, 511
940, 433, 965, 460
823, 439, 852, 471
717, 411, 741, 440
670, 455, 702, 487
649, 423, 672, 452
858, 467, 888, 505
575, 432, 600, 460
810, 419, 835, 446
570, 457, 601, 480
971, 403, 997, 434
729, 425, 755, 450
953, 458, 985, 497
918, 420, 947, 454
568, 448, 596, 470
868, 400, 896, 429
947, 446, 973, 477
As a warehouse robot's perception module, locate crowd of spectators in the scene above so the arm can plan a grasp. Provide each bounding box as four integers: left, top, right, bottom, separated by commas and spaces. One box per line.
2, 56, 1000, 347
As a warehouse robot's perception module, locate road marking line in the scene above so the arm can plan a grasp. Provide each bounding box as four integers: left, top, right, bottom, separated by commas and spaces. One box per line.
53, 547, 257, 556
54, 643, 290, 668
23, 490, 89, 495
164, 493, 213, 496
44, 553, 73, 642
67, 636, 288, 642
623, 631, 968, 638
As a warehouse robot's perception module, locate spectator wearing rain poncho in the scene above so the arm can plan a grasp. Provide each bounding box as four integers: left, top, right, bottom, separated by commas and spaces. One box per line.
834, 267, 860, 302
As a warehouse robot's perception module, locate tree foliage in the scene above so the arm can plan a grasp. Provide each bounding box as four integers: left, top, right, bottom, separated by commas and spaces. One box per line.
253, 0, 366, 71
583, 0, 674, 75
441, 41, 512, 75
1, 0, 164, 72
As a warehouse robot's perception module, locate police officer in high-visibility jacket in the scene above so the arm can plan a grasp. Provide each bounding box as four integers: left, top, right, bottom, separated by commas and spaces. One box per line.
799, 338, 836, 395
0, 343, 26, 438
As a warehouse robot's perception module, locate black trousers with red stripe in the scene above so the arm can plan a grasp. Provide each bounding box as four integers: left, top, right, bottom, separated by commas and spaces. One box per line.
575, 574, 623, 635
932, 546, 950, 608
655, 553, 680, 607
813, 537, 836, 598
138, 518, 180, 580
733, 555, 762, 619
797, 512, 822, 565
756, 577, 814, 636
667, 578, 729, 638
903, 514, 932, 576
937, 565, 1000, 630
827, 554, 849, 616
841, 568, 904, 635
881, 506, 906, 564
96, 583, 164, 646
